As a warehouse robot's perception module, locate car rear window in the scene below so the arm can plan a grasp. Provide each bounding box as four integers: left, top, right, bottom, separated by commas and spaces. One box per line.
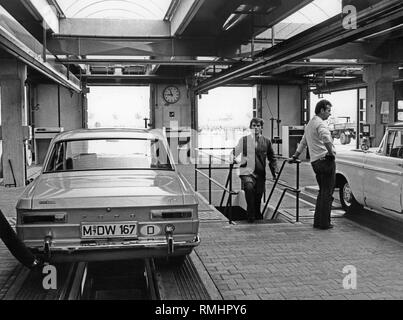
44, 138, 173, 172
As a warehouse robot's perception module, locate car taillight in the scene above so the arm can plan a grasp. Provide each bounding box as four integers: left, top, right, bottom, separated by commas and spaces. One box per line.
22, 213, 67, 224
151, 209, 192, 219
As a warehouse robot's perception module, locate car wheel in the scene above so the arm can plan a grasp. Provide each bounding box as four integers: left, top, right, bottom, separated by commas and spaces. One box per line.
339, 180, 362, 212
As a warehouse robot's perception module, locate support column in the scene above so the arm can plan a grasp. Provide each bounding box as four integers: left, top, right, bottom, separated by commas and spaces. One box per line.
82, 82, 89, 129
363, 63, 399, 146
0, 59, 27, 187
149, 84, 157, 129
256, 85, 263, 118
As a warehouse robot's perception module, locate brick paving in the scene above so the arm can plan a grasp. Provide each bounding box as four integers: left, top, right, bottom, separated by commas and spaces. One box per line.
194, 220, 403, 300
1, 163, 403, 300
0, 166, 41, 299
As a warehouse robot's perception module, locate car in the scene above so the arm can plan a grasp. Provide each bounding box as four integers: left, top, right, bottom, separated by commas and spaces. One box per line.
336, 123, 403, 215
16, 128, 200, 263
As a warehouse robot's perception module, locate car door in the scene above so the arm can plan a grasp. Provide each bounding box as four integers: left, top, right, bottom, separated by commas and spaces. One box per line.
363, 129, 403, 214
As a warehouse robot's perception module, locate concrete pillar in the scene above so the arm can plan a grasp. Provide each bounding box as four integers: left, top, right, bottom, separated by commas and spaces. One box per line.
82, 83, 89, 129
149, 84, 157, 129
0, 59, 27, 187
363, 63, 399, 146
256, 85, 263, 118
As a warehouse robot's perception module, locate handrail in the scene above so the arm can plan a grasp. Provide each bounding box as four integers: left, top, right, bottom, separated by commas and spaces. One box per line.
195, 147, 236, 223
262, 158, 301, 222
196, 170, 237, 196
195, 148, 301, 224
196, 148, 233, 165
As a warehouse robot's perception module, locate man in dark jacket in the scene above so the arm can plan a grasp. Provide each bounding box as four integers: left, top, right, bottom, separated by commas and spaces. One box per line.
233, 118, 277, 223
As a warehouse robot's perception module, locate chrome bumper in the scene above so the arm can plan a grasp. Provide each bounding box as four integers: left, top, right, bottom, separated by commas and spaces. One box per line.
29, 236, 200, 262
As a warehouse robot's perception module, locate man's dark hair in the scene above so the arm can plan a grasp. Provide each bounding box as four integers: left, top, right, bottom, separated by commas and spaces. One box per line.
249, 117, 264, 128
315, 99, 332, 115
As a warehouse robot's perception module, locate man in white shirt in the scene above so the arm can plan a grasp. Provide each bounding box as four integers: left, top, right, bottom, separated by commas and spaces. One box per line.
233, 118, 277, 223
291, 100, 336, 230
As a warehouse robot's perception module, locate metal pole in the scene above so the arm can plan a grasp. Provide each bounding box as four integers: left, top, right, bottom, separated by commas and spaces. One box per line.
229, 163, 233, 224
208, 154, 212, 205
195, 162, 198, 192
277, 85, 281, 155
42, 20, 47, 62
296, 161, 300, 222
57, 85, 61, 128
356, 88, 360, 150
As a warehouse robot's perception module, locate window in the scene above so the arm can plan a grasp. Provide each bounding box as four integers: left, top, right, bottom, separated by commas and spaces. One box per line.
44, 138, 172, 172
56, 0, 172, 20
397, 100, 403, 121
388, 130, 403, 158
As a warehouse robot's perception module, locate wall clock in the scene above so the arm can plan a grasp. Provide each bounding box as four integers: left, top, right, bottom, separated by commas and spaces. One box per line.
162, 86, 180, 104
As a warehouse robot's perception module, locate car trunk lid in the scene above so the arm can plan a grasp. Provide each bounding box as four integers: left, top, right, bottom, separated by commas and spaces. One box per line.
31, 170, 187, 209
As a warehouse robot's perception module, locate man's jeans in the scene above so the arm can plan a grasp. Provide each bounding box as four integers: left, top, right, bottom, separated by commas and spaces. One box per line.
241, 175, 265, 221
311, 157, 336, 228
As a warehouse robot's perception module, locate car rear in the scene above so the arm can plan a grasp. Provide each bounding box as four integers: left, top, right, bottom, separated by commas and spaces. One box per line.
16, 129, 200, 262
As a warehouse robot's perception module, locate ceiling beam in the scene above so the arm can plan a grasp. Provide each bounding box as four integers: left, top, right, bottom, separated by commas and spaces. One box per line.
0, 20, 80, 92
57, 18, 170, 38
21, 0, 59, 33
310, 41, 384, 60
194, 0, 403, 93
170, 0, 205, 36
217, 0, 313, 56
56, 58, 233, 66
47, 37, 218, 56
312, 77, 367, 94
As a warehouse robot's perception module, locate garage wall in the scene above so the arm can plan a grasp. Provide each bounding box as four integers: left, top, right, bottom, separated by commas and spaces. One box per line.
261, 85, 302, 139
34, 84, 83, 130
151, 84, 192, 130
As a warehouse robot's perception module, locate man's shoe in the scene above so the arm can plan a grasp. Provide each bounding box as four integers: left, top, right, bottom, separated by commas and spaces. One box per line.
248, 218, 255, 223
319, 224, 334, 230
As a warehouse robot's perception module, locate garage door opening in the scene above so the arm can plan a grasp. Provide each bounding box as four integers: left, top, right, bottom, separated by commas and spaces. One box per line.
198, 86, 255, 149
87, 86, 150, 129
311, 89, 364, 151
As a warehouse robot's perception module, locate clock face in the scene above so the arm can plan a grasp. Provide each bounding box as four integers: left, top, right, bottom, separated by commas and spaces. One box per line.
163, 86, 180, 104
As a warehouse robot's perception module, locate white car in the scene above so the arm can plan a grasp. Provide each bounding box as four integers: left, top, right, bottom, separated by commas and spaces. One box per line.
336, 123, 403, 215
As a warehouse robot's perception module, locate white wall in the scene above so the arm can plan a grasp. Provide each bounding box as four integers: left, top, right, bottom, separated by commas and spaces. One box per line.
153, 84, 191, 129
34, 84, 82, 130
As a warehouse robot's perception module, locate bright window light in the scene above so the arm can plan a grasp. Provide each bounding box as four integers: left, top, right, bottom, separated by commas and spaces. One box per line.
56, 0, 172, 20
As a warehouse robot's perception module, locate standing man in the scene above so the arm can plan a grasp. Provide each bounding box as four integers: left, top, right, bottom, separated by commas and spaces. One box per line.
291, 100, 336, 230
233, 118, 277, 223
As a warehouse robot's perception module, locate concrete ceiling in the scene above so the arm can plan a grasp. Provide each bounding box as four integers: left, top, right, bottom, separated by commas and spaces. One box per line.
1, 0, 403, 92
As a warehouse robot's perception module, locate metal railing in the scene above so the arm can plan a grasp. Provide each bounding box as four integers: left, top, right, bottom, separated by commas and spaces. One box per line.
194, 147, 237, 223
194, 148, 302, 224
262, 158, 301, 222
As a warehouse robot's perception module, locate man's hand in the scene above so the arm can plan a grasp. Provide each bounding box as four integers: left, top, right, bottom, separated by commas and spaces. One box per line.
325, 153, 335, 160
288, 155, 298, 164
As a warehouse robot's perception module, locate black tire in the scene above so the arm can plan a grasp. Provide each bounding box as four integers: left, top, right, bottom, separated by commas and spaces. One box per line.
339, 180, 362, 213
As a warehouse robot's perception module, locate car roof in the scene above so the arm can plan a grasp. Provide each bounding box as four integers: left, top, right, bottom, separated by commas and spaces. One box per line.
53, 128, 166, 142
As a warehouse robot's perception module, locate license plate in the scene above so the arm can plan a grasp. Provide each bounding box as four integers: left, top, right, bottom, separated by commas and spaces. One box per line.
81, 222, 137, 238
